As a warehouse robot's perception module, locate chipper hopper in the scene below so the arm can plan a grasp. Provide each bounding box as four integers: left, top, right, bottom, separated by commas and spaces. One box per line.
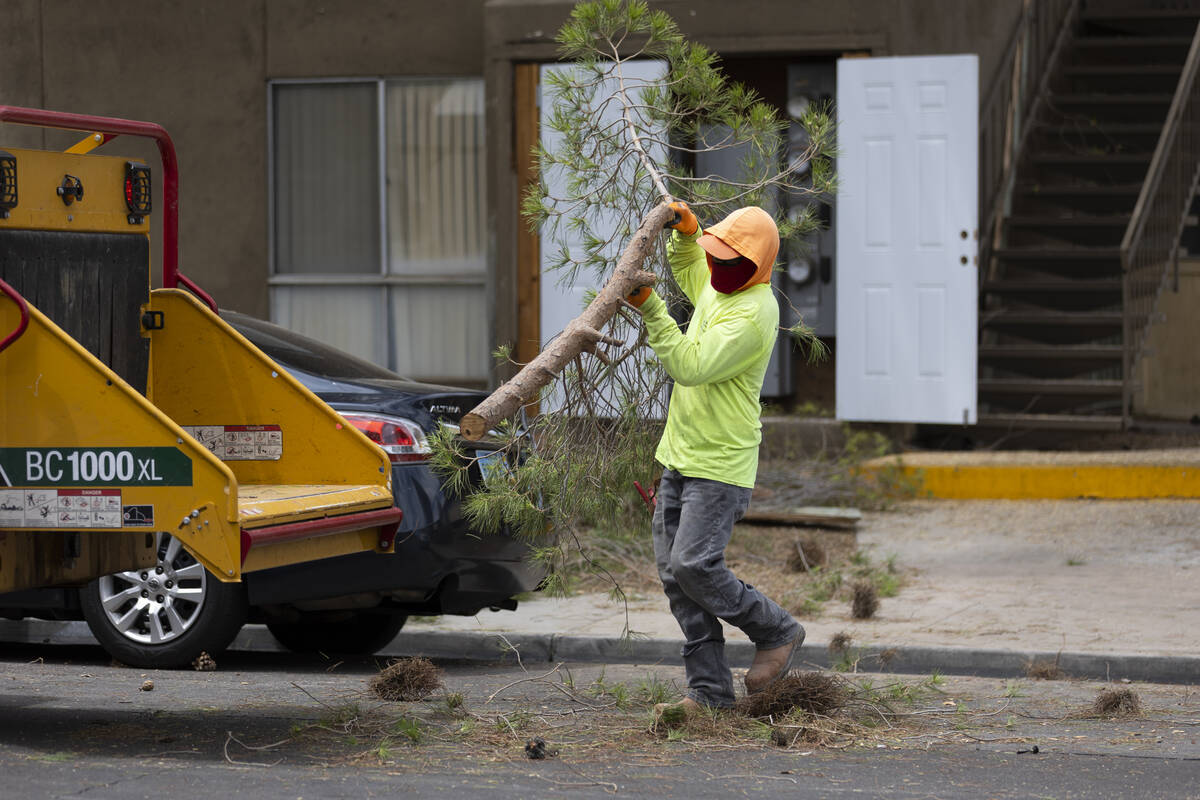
0, 106, 401, 596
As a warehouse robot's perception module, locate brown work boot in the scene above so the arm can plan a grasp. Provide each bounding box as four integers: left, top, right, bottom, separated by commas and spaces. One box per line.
744, 630, 804, 695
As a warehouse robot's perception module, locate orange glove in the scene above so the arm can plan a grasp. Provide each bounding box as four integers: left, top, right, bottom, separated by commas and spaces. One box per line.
625, 286, 653, 309
664, 201, 698, 236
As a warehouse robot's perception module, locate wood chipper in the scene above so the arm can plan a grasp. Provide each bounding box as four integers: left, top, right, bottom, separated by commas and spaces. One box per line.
0, 106, 401, 600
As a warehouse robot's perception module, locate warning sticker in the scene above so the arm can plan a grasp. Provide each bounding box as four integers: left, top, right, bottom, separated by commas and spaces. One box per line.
0, 488, 122, 528
183, 425, 283, 461
122, 504, 155, 527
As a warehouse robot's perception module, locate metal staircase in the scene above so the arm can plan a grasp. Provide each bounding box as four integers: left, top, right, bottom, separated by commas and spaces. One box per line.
978, 0, 1200, 431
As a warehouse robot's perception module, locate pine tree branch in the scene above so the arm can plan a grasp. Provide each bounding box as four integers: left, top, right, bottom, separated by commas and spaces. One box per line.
458, 203, 673, 439
610, 39, 672, 204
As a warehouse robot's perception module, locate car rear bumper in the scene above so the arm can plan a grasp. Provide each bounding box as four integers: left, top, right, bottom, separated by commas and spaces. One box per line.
243, 462, 543, 613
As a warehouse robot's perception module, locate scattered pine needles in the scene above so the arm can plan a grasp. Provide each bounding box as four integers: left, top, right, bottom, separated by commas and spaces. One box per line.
734, 671, 847, 719
787, 538, 827, 572
369, 657, 444, 702
1091, 687, 1141, 716
850, 580, 879, 619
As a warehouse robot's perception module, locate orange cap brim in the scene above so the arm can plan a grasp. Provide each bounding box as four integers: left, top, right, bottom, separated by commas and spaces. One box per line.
697, 232, 742, 261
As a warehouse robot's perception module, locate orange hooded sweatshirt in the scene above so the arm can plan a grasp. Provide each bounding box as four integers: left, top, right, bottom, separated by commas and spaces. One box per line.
638, 206, 780, 488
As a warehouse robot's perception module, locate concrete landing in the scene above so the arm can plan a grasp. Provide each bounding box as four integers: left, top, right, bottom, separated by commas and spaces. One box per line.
865, 448, 1200, 499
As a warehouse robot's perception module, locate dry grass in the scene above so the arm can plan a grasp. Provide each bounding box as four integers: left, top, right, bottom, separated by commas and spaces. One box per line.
1025, 658, 1065, 681
727, 526, 859, 600
828, 631, 853, 655
787, 538, 828, 572
734, 671, 847, 719
369, 657, 444, 702
850, 581, 879, 619
294, 665, 1159, 768
572, 521, 863, 601
1091, 687, 1141, 716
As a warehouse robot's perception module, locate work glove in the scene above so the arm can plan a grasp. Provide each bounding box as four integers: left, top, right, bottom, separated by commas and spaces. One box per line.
663, 201, 698, 237
625, 285, 653, 309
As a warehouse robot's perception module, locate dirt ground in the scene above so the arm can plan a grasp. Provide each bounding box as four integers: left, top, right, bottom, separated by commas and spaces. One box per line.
846, 499, 1200, 656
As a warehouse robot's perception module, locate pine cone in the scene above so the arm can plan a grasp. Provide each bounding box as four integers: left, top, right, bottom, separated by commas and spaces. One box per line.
192, 651, 217, 671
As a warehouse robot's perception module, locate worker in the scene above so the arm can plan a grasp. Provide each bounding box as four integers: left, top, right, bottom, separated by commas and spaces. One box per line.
626, 201, 804, 716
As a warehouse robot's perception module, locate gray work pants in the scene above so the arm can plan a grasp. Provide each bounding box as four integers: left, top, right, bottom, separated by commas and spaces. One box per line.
652, 468, 802, 707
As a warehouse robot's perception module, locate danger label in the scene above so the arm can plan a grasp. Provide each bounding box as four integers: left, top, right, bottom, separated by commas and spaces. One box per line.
0, 488, 122, 529
183, 425, 283, 461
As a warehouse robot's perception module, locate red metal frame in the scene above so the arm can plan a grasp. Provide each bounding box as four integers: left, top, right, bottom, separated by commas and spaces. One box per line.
239, 507, 404, 566
0, 277, 30, 354
0, 106, 217, 313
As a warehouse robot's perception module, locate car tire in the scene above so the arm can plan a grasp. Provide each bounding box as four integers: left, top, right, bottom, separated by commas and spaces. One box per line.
266, 613, 407, 654
80, 533, 248, 669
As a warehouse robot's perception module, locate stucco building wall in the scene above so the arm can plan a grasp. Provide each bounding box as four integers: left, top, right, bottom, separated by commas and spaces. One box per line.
1, 0, 1021, 371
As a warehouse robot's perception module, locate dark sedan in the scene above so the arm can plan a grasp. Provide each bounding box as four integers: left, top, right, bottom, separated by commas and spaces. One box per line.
0, 313, 541, 667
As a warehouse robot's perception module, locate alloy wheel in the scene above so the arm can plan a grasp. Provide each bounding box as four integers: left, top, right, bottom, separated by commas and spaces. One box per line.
95, 532, 208, 645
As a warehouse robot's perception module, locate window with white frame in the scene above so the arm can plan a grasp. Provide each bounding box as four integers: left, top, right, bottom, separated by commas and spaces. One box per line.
269, 78, 489, 386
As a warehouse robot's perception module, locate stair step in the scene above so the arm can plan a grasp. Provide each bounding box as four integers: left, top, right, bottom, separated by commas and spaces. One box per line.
1012, 182, 1143, 215
1081, 1, 1200, 22
1032, 122, 1165, 155
1068, 35, 1193, 66
993, 246, 1121, 261
1006, 215, 1130, 228
979, 378, 1123, 395
981, 310, 1125, 344
989, 249, 1123, 279
1073, 35, 1193, 49
1080, 2, 1200, 36
1034, 122, 1164, 134
1015, 183, 1143, 201
1003, 214, 1132, 247
1060, 64, 1181, 78
980, 344, 1123, 360
1031, 154, 1150, 166
982, 278, 1122, 293
1026, 152, 1151, 185
983, 310, 1123, 326
1045, 93, 1174, 120
973, 412, 1124, 432
1051, 92, 1174, 104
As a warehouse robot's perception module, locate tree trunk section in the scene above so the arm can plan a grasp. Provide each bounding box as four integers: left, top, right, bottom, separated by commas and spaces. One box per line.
459, 202, 675, 439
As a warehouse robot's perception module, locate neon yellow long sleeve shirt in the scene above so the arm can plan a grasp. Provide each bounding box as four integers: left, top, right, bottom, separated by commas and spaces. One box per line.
639, 228, 778, 488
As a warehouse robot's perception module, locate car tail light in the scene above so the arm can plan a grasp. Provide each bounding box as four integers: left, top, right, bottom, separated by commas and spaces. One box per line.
343, 412, 431, 463
0, 151, 16, 219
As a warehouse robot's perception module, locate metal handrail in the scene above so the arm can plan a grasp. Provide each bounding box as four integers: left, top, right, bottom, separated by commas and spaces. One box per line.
1119, 22, 1200, 425
979, 0, 1079, 277
0, 106, 217, 313
0, 277, 30, 354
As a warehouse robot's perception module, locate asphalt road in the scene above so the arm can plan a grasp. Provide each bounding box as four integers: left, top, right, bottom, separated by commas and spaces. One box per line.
0, 644, 1197, 799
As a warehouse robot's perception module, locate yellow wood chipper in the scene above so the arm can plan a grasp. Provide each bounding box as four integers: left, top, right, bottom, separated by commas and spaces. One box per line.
0, 106, 402, 598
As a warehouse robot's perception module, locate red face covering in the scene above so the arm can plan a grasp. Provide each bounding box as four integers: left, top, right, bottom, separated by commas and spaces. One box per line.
708, 254, 759, 294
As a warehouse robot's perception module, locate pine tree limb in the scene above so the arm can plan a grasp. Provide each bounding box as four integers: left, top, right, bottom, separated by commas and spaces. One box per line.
458, 202, 673, 439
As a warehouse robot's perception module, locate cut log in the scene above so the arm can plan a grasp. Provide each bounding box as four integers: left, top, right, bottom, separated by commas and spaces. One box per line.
459, 202, 676, 439
740, 506, 862, 530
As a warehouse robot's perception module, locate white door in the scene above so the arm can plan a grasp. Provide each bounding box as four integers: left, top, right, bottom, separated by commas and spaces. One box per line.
538, 61, 667, 413
835, 55, 978, 424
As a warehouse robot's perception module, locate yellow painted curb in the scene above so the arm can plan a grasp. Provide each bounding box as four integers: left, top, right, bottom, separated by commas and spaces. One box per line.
863, 458, 1200, 499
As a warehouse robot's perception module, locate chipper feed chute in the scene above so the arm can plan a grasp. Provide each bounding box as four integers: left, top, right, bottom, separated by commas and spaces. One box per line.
0, 106, 400, 594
